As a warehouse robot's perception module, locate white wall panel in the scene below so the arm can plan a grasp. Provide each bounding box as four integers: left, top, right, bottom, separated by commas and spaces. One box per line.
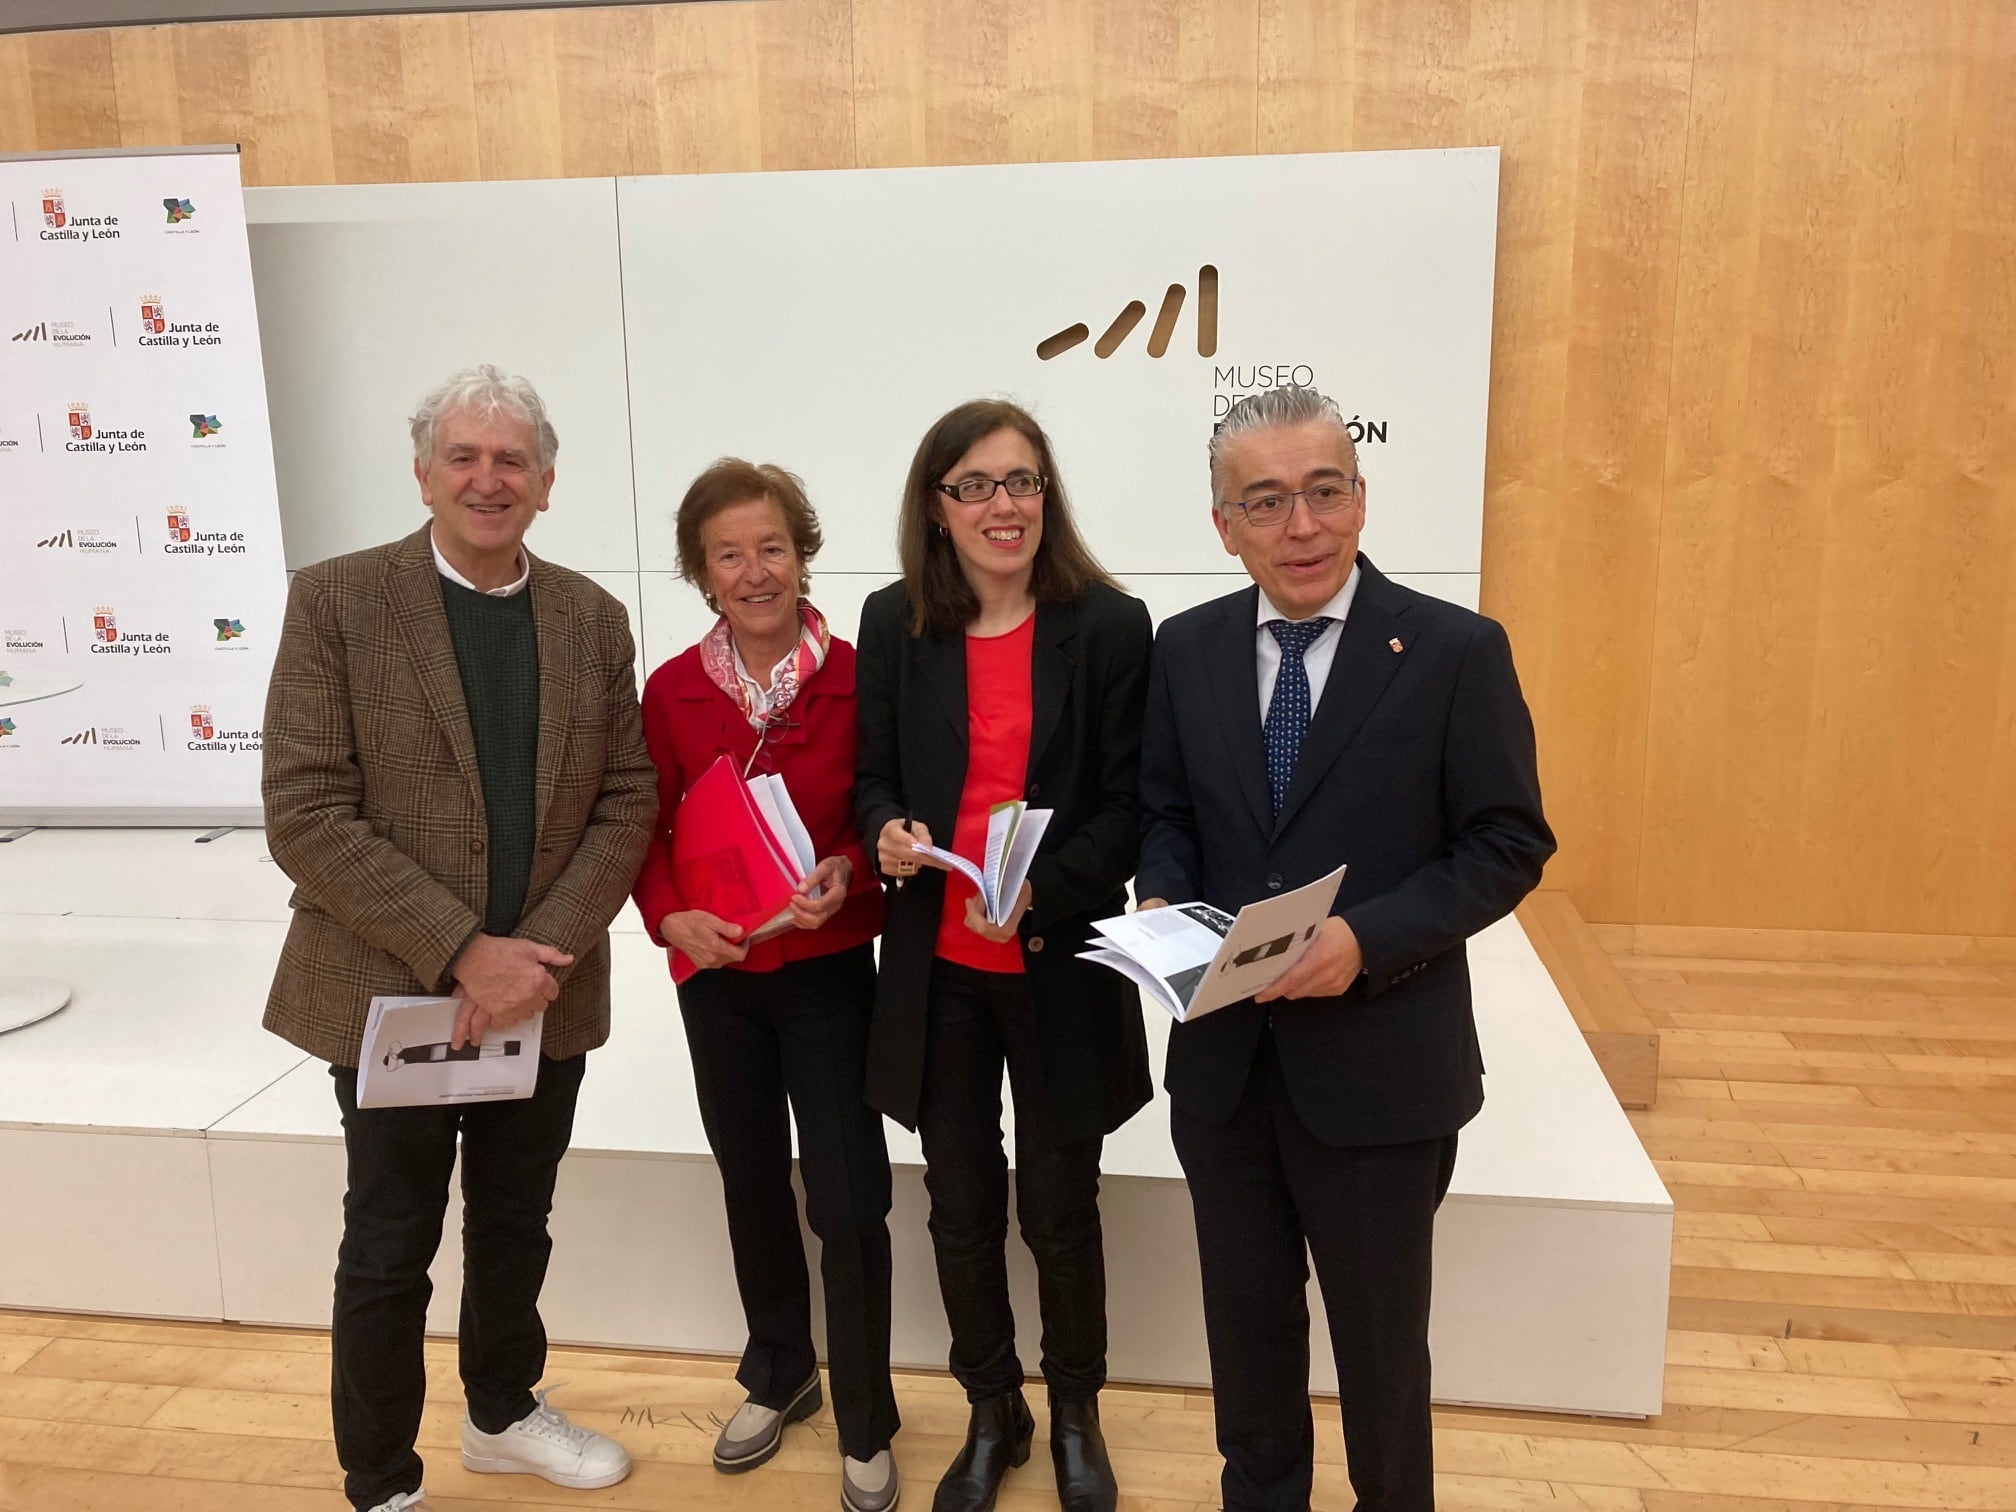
616, 152, 1496, 580
244, 179, 637, 575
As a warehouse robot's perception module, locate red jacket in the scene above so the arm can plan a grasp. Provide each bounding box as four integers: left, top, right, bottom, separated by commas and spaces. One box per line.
633, 635, 884, 977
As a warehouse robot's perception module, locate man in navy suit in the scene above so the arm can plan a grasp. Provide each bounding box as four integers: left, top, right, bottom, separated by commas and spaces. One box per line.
1137, 387, 1555, 1511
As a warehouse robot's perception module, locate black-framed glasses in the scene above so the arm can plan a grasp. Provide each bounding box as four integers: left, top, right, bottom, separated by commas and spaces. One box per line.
935, 472, 1047, 504
1223, 477, 1360, 528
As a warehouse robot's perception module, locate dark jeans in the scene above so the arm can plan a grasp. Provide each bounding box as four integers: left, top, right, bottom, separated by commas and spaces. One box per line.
916, 958, 1109, 1404
678, 943, 899, 1459
329, 1050, 586, 1511
1171, 1028, 1458, 1512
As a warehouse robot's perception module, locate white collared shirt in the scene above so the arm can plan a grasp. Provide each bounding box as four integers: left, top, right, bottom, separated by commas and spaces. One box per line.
431, 529, 530, 598
730, 639, 800, 723
1255, 562, 1362, 721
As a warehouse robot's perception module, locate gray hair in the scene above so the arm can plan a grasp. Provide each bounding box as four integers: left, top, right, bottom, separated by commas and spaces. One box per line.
1208, 386, 1355, 502
409, 364, 559, 471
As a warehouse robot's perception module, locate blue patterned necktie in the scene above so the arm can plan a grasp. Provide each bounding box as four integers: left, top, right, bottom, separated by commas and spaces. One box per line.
1263, 617, 1334, 815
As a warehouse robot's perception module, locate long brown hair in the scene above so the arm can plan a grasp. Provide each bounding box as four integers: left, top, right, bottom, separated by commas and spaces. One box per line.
896, 399, 1118, 637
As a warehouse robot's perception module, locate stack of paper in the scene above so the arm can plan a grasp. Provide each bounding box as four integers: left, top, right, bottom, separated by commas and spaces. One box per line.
917, 799, 1052, 925
1081, 865, 1347, 1022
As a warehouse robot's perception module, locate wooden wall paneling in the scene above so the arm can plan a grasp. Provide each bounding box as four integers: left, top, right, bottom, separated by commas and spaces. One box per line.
105, 26, 185, 150
639, 0, 855, 175
318, 14, 419, 184
1257, 1, 1696, 925
1927, 1, 2016, 935
152, 22, 254, 169
1640, 0, 2016, 935
14, 26, 119, 155
382, 13, 482, 184
308, 12, 484, 185
242, 20, 335, 185
1507, 0, 1695, 924
852, 0, 1258, 169
0, 35, 36, 154
552, 3, 660, 178
1172, 0, 1260, 159
467, 7, 567, 182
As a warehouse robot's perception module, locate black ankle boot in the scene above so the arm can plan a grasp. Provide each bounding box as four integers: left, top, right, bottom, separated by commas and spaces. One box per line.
931, 1389, 1034, 1512
1049, 1393, 1118, 1512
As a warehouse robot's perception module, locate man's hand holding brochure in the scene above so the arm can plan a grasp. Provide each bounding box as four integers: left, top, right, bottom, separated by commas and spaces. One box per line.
1080, 865, 1348, 1022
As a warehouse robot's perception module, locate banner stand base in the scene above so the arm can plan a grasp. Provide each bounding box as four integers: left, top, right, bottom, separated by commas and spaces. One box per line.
0, 978, 71, 1035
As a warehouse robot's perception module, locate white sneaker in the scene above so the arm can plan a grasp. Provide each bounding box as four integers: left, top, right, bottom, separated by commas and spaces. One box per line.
461, 1386, 632, 1490
842, 1447, 900, 1512
363, 1493, 430, 1512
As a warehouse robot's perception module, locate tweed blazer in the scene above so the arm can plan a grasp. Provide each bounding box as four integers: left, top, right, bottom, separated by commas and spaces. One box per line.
261, 524, 657, 1065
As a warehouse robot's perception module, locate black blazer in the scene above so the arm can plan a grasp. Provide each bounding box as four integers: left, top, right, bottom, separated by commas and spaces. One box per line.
854, 579, 1155, 1141
1138, 558, 1555, 1148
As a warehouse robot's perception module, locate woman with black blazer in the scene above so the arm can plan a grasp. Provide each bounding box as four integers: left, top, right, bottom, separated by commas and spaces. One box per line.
854, 399, 1153, 1512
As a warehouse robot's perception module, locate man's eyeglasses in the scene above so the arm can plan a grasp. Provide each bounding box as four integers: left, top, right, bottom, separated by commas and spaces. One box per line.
935, 472, 1047, 505
1222, 478, 1360, 529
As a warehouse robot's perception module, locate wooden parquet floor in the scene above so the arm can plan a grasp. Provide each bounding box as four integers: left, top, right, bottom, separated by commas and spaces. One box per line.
4, 948, 2014, 1510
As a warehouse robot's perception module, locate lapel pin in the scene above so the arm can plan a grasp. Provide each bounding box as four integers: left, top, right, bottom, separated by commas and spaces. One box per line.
1389, 637, 1404, 654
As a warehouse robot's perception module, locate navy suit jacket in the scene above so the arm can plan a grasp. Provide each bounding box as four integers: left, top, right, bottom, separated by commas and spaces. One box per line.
1137, 557, 1555, 1147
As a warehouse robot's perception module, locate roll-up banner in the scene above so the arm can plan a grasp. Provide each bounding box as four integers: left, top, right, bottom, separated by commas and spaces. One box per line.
0, 145, 288, 826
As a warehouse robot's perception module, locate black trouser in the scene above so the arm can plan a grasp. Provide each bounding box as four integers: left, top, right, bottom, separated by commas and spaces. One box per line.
915, 958, 1109, 1404
1171, 1028, 1458, 1512
329, 1050, 586, 1511
677, 943, 899, 1459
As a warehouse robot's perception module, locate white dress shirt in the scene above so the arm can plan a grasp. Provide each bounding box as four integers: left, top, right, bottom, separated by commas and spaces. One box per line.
430, 528, 530, 598
730, 639, 800, 723
1255, 562, 1362, 721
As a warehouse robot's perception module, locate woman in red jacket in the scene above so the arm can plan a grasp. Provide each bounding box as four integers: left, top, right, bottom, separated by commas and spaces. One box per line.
632, 458, 898, 1512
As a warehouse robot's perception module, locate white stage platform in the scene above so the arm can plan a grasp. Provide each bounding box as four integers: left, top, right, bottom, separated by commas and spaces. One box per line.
0, 828, 1670, 1417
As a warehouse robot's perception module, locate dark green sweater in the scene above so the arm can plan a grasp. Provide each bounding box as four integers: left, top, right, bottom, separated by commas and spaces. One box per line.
440, 577, 540, 936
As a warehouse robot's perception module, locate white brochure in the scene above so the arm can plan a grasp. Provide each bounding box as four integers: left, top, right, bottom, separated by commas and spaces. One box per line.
745, 771, 821, 942
355, 995, 543, 1108
916, 800, 1052, 925
1080, 865, 1348, 1023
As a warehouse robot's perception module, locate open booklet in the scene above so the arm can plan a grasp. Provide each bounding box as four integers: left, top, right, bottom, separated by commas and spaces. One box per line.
743, 771, 821, 943
1080, 864, 1348, 1023
355, 994, 544, 1108
915, 799, 1052, 926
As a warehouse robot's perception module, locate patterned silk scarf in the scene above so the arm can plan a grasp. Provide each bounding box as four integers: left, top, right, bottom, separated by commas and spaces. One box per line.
699, 600, 831, 729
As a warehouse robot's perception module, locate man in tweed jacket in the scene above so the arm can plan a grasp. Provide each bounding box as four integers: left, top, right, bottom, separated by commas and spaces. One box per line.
262, 366, 655, 1512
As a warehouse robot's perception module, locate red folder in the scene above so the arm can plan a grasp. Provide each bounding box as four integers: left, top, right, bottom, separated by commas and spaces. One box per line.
666, 755, 801, 983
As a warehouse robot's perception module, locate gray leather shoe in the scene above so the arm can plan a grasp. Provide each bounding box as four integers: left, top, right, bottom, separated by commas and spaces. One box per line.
713, 1371, 823, 1472
842, 1447, 901, 1512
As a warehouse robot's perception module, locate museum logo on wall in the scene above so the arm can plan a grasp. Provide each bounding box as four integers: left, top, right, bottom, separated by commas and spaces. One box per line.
11, 318, 92, 346
1038, 264, 1221, 361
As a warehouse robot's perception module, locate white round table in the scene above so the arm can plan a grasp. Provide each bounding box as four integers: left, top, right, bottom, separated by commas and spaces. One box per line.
0, 670, 85, 1032
0, 977, 70, 1034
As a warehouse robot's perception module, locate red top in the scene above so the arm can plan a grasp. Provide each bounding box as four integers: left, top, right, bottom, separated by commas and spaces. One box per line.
935, 614, 1035, 974
633, 636, 884, 977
